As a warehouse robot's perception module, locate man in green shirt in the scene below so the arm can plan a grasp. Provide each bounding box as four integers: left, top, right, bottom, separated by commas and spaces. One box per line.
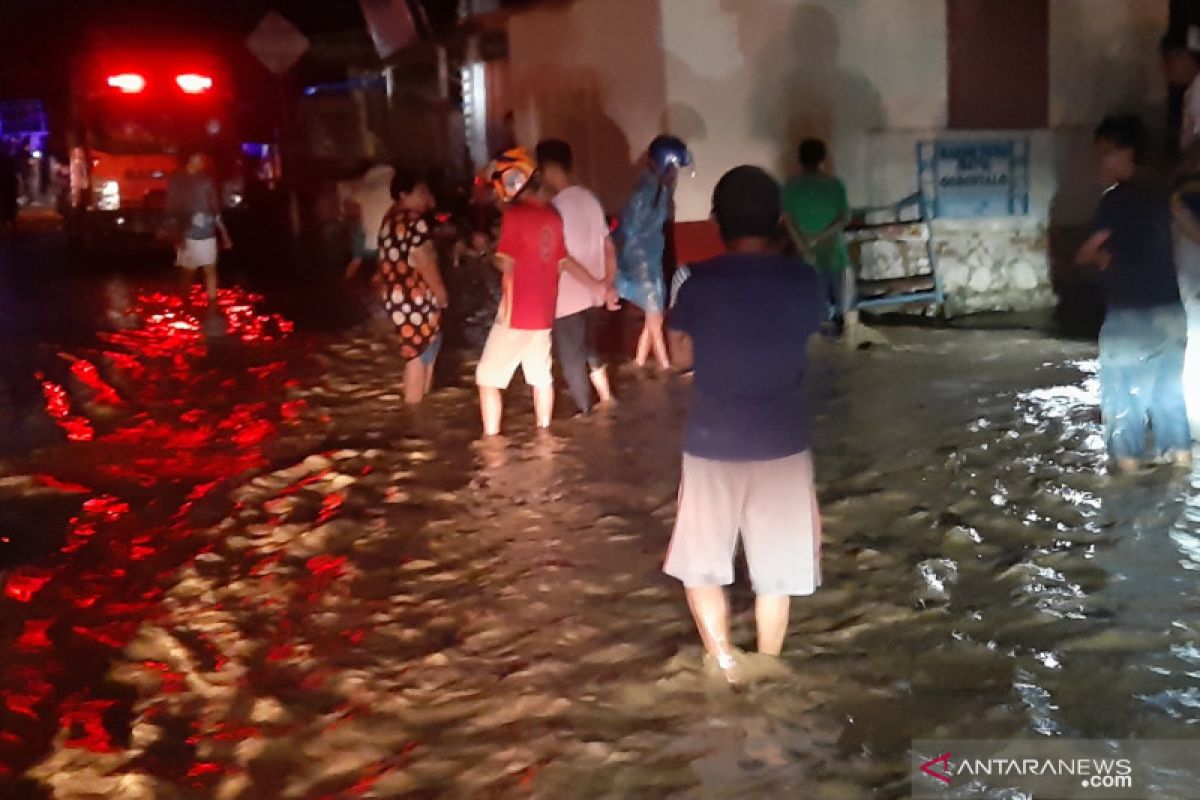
782, 139, 852, 330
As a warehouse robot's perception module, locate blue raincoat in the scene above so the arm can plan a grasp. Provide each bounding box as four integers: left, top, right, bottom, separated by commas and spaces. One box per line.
615, 172, 671, 314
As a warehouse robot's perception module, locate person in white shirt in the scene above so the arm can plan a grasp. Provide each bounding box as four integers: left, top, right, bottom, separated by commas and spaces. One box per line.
341, 162, 396, 281
1170, 33, 1200, 441
536, 139, 617, 414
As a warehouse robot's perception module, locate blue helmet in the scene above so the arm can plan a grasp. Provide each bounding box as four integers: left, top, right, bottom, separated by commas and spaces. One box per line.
647, 135, 692, 177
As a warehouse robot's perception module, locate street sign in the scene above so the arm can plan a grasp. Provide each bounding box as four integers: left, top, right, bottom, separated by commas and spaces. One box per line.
246, 11, 310, 75
917, 138, 1030, 219
358, 0, 420, 59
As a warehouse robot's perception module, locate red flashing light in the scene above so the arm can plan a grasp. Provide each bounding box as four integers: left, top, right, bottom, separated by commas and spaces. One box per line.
107, 73, 146, 94
176, 73, 213, 94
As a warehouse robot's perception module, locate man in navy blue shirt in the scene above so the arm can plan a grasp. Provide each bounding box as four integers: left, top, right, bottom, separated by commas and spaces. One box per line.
665, 165, 824, 683
1077, 115, 1191, 473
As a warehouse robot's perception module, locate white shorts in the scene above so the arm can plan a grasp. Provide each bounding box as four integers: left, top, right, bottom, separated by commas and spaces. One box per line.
476, 322, 554, 389
664, 450, 822, 596
176, 237, 218, 269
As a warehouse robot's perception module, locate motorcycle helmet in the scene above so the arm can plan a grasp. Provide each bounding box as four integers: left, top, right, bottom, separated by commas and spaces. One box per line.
487, 147, 537, 202
647, 135, 693, 178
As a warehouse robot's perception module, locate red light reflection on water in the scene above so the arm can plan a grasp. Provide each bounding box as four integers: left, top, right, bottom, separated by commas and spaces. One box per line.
5, 568, 53, 602
317, 492, 345, 523
81, 496, 131, 522
3, 667, 54, 719
1, 285, 300, 775
34, 475, 91, 493
16, 620, 53, 651
69, 358, 123, 406
186, 762, 223, 778
59, 696, 117, 752
141, 662, 186, 694
38, 377, 94, 442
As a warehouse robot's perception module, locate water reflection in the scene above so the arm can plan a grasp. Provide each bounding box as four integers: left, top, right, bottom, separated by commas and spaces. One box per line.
0, 284, 299, 787
2, 327, 1200, 797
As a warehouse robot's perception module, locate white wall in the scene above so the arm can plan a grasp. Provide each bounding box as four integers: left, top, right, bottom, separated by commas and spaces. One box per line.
506, 0, 668, 211
661, 0, 1167, 224
1049, 0, 1168, 128
505, 0, 1169, 231
662, 0, 947, 222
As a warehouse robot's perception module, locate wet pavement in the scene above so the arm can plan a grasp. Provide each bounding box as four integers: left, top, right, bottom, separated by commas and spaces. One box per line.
2, 240, 1200, 798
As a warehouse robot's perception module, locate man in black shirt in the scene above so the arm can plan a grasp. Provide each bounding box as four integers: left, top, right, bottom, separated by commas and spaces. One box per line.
1077, 115, 1191, 473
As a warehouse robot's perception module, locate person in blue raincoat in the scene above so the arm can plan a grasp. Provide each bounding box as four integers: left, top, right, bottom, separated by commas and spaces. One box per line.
616, 135, 692, 371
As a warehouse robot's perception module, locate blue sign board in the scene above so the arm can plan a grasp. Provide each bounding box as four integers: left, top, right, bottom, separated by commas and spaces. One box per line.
917, 138, 1029, 218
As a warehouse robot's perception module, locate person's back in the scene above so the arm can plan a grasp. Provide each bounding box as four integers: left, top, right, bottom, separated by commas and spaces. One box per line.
553, 185, 608, 314
675, 254, 821, 459
496, 199, 564, 331
1078, 114, 1191, 473
1095, 178, 1181, 311
664, 165, 825, 684
475, 147, 569, 436
784, 174, 847, 249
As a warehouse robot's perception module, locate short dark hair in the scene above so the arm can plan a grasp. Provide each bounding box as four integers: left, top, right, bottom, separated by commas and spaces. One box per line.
1094, 114, 1148, 162
535, 138, 573, 172
798, 138, 827, 169
712, 165, 782, 242
390, 168, 426, 199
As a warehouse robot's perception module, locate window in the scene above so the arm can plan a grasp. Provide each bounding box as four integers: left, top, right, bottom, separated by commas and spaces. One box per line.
947, 0, 1049, 129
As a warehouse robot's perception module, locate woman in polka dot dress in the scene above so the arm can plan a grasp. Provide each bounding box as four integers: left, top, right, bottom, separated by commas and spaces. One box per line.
377, 171, 449, 404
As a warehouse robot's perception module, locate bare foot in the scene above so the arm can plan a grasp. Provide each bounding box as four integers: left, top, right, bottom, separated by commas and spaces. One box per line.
1113, 457, 1141, 475
703, 649, 744, 686
1172, 449, 1193, 468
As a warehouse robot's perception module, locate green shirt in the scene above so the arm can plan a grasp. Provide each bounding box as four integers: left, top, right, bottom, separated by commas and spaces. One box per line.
782, 174, 850, 272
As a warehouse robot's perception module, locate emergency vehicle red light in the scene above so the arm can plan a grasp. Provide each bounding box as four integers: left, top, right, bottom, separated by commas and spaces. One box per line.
107, 73, 146, 94
175, 74, 213, 94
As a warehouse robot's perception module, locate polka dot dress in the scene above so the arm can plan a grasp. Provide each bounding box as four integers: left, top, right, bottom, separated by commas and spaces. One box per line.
377, 209, 441, 360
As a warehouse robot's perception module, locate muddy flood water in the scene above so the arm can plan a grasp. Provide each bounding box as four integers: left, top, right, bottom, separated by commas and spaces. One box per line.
1, 292, 1199, 799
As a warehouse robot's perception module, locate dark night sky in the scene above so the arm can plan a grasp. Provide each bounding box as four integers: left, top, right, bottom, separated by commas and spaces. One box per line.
0, 0, 462, 144
0, 1, 459, 99
0, 1, 471, 90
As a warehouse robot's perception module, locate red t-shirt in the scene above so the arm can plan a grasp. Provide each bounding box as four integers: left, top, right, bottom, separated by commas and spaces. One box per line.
496, 201, 566, 330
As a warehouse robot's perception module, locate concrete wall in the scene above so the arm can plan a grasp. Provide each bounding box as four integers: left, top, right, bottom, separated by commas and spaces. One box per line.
506, 0, 669, 212
663, 0, 1167, 224
663, 0, 947, 222
504, 0, 1169, 313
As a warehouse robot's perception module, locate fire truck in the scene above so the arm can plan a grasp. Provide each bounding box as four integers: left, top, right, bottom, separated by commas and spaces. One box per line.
63, 48, 280, 254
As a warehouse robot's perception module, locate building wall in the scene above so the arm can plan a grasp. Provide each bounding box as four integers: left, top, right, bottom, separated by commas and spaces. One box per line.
662, 0, 947, 222
504, 0, 1168, 314
662, 0, 1166, 314
506, 0, 669, 212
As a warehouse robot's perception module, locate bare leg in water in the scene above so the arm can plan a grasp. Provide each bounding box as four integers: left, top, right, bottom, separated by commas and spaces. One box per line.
684, 586, 791, 679
404, 357, 430, 405
533, 384, 554, 428
635, 311, 670, 370
590, 366, 614, 404
201, 264, 218, 301
479, 386, 503, 436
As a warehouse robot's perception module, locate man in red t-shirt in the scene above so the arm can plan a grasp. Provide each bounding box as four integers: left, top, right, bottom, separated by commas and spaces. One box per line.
476, 150, 605, 435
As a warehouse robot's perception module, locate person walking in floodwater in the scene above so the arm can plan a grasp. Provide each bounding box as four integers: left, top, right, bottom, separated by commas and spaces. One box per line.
1077, 115, 1191, 473
165, 152, 231, 302
616, 135, 692, 372
377, 170, 448, 405
664, 165, 824, 684
476, 148, 605, 436
536, 138, 618, 415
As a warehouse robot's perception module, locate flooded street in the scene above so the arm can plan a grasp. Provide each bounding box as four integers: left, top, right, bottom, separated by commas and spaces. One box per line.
2, 272, 1199, 798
